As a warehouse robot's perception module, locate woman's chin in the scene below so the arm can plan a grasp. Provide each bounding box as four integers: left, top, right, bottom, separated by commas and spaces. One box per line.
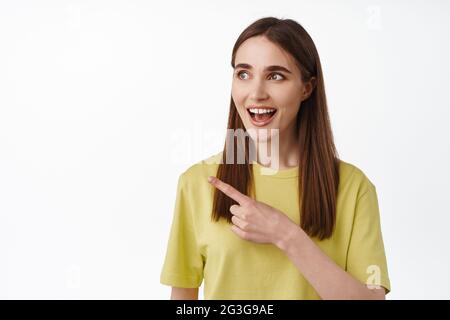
246, 127, 279, 143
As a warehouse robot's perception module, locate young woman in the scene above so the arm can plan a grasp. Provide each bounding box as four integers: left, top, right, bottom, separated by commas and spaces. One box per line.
160, 17, 391, 300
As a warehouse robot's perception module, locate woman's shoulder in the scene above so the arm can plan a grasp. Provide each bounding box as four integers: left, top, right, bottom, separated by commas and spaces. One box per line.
178, 154, 376, 195
179, 151, 223, 184
337, 159, 376, 195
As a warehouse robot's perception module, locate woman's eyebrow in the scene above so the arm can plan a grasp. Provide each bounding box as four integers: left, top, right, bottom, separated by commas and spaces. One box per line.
234, 63, 292, 74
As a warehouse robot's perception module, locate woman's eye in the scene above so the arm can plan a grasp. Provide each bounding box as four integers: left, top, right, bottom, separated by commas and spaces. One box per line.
236, 71, 284, 81
237, 71, 249, 80
269, 73, 285, 81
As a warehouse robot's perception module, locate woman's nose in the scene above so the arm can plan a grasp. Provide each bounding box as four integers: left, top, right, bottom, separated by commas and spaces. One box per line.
249, 78, 269, 100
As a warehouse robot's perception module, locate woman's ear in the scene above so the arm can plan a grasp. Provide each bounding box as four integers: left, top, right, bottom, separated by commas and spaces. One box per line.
301, 77, 317, 101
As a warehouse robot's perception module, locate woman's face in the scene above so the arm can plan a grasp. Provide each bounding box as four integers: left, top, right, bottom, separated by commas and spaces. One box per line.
231, 35, 313, 142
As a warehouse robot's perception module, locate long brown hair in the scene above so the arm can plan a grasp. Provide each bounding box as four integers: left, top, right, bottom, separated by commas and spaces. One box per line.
211, 17, 340, 240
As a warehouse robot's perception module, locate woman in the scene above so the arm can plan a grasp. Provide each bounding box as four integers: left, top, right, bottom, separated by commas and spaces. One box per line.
160, 17, 391, 300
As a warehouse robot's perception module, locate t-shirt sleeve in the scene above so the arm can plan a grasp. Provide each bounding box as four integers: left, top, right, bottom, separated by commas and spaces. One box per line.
346, 181, 391, 294
160, 173, 204, 288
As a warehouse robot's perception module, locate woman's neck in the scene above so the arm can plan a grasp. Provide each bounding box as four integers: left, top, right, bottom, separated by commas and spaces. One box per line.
255, 127, 299, 171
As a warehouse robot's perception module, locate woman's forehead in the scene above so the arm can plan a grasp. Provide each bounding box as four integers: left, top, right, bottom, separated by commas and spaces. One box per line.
235, 36, 298, 73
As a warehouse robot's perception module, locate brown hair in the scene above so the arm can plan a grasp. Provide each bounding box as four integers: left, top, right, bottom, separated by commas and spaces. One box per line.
211, 17, 340, 240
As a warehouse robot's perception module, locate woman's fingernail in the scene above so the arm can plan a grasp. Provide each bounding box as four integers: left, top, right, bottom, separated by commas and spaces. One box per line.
208, 176, 214, 183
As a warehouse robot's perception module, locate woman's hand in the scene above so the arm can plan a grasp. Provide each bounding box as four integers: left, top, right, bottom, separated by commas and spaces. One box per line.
208, 176, 298, 248
208, 175, 388, 300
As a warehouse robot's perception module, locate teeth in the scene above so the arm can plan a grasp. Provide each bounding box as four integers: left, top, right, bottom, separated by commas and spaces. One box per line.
249, 108, 276, 114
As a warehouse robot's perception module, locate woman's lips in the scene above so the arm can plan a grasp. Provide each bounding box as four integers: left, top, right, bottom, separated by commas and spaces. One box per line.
246, 109, 277, 127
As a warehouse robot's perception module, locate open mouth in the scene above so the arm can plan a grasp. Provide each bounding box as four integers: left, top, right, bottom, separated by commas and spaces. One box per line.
246, 106, 277, 126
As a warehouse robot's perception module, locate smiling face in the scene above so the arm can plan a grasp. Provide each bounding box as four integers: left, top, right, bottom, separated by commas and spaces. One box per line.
231, 35, 314, 143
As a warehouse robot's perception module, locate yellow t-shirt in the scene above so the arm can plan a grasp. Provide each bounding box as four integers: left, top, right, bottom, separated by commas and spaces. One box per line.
160, 152, 391, 299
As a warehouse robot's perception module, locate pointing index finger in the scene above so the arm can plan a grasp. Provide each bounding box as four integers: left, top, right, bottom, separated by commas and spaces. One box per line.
208, 176, 250, 205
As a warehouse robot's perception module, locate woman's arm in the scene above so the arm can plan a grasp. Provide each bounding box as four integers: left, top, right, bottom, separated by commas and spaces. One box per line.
171, 287, 199, 300
276, 224, 385, 300
208, 176, 386, 300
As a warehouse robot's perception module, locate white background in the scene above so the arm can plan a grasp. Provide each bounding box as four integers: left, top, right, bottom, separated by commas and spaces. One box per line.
1, 0, 449, 299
